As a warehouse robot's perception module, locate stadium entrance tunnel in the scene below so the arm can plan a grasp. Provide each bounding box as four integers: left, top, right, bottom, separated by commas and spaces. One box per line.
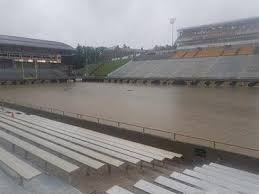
150, 80, 161, 85
172, 80, 187, 86
215, 81, 225, 87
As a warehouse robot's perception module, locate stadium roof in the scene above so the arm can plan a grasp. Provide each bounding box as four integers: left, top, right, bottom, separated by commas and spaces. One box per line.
0, 35, 74, 51
178, 17, 259, 32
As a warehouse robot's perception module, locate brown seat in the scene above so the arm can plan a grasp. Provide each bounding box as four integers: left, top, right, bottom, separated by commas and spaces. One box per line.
238, 46, 255, 55
196, 47, 224, 58
183, 50, 199, 58
222, 48, 238, 56
172, 50, 186, 59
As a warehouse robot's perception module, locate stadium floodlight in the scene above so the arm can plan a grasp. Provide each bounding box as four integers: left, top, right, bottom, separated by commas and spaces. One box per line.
170, 18, 176, 47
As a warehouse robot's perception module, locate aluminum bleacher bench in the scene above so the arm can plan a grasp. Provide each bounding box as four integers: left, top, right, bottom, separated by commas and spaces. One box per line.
155, 176, 204, 193
184, 169, 251, 193
210, 162, 259, 181
170, 172, 237, 193
134, 179, 176, 194
30, 115, 182, 159
204, 164, 259, 185
201, 165, 259, 188
15, 115, 150, 164
0, 115, 124, 169
29, 115, 165, 161
106, 185, 134, 194
0, 121, 105, 171
0, 146, 41, 185
3, 114, 141, 166
17, 115, 155, 162
0, 130, 79, 176
194, 166, 259, 193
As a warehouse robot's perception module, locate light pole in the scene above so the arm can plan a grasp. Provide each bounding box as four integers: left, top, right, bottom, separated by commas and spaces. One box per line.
170, 18, 176, 47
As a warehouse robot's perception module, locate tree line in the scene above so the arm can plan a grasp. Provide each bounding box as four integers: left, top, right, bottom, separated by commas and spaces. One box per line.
73, 44, 134, 69
73, 45, 106, 69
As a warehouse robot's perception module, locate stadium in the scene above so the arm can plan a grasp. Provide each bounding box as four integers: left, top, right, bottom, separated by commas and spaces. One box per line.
107, 17, 259, 87
0, 35, 74, 84
1, 17, 259, 194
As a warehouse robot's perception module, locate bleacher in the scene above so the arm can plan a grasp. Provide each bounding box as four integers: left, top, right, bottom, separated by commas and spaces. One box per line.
196, 47, 224, 58
123, 18, 259, 84
0, 109, 182, 193
183, 49, 199, 58
222, 47, 238, 56
171, 50, 186, 58
238, 45, 255, 55
0, 35, 73, 82
108, 55, 259, 79
106, 162, 259, 194
0, 66, 68, 81
0, 146, 41, 185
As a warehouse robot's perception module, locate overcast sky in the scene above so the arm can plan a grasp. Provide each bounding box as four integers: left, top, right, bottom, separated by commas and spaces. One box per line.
0, 0, 259, 49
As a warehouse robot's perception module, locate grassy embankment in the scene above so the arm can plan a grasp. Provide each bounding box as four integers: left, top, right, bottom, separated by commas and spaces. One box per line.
78, 59, 129, 77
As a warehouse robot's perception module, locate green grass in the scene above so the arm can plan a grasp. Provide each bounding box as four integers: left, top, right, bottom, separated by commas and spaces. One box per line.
91, 59, 129, 77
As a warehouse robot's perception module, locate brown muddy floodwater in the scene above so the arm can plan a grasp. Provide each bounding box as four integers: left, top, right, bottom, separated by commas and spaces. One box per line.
1, 82, 259, 152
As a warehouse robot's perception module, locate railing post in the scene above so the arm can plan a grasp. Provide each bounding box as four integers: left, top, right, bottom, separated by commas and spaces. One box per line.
213, 141, 216, 149
142, 127, 145, 134
0, 102, 3, 111
118, 122, 120, 127
173, 133, 176, 141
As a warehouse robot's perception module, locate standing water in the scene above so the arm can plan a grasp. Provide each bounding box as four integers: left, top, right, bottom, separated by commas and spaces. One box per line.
1, 82, 259, 151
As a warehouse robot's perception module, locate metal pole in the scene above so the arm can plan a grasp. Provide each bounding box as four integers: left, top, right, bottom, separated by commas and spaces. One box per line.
170, 18, 176, 47
172, 23, 174, 47
22, 61, 25, 80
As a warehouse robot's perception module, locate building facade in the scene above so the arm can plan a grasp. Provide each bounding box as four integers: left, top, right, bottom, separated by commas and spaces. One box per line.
0, 35, 74, 82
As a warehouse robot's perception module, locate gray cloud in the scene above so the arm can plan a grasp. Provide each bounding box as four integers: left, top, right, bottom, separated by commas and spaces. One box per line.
0, 0, 258, 49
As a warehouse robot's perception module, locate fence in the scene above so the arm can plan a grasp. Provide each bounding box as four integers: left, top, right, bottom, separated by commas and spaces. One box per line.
1, 98, 259, 158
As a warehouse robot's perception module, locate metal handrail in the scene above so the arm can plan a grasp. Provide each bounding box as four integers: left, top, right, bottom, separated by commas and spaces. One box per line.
1, 99, 259, 156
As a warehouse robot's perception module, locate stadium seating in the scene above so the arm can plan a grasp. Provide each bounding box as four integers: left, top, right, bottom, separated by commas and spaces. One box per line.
196, 47, 224, 58
172, 50, 186, 58
176, 18, 259, 48
108, 55, 259, 79
0, 65, 68, 81
222, 47, 238, 56
238, 45, 255, 55
183, 49, 199, 58
107, 162, 259, 193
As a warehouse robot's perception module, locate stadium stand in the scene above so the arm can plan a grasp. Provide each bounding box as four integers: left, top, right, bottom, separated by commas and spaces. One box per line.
238, 45, 255, 55
106, 162, 259, 193
183, 49, 199, 58
196, 47, 224, 58
106, 185, 134, 194
0, 108, 185, 193
108, 17, 259, 86
0, 110, 181, 192
171, 50, 186, 58
176, 17, 259, 49
0, 147, 41, 185
0, 35, 74, 83
109, 55, 259, 80
0, 168, 83, 194
222, 47, 238, 56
